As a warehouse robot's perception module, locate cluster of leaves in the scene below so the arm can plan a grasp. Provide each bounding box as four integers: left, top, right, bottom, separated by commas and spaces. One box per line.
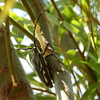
44, 0, 100, 99
0, 0, 100, 99
45, 0, 100, 99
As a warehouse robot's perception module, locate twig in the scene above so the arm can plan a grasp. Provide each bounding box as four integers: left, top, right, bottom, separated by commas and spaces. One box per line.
50, 0, 64, 21
9, 17, 34, 41
50, 0, 100, 98
50, 0, 84, 97
5, 0, 17, 87
32, 87, 56, 96
72, 0, 100, 25
86, 17, 97, 51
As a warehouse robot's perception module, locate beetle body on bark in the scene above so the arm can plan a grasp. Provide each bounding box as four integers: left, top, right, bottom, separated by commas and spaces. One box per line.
31, 46, 53, 88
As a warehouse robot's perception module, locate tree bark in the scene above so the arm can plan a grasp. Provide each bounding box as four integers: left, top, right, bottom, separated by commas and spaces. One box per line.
23, 0, 75, 100
23, 0, 52, 44
0, 26, 35, 100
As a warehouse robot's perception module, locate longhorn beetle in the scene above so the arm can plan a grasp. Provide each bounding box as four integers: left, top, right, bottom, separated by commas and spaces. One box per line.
31, 12, 53, 88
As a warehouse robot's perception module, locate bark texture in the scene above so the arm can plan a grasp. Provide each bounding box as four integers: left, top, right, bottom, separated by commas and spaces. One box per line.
0, 27, 36, 100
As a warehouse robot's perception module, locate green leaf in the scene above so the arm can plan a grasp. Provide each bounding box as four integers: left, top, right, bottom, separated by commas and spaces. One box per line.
66, 49, 76, 65
82, 0, 89, 9
14, 2, 26, 11
62, 6, 73, 23
62, 21, 79, 34
11, 25, 24, 44
67, 49, 76, 57
58, 26, 66, 39
15, 44, 32, 49
81, 61, 100, 75
82, 0, 90, 15
10, 11, 22, 21
83, 82, 100, 98
46, 13, 59, 26
36, 95, 56, 100
71, 20, 87, 44
88, 52, 97, 62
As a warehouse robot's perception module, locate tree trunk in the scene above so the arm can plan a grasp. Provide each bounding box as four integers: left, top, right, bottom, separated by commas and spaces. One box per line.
23, 0, 75, 100
0, 26, 35, 100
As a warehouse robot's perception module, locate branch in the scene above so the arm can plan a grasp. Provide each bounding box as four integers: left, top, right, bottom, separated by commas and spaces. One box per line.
24, 0, 75, 100
0, 26, 36, 100
9, 17, 34, 41
72, 0, 100, 25
5, 6, 18, 87
32, 87, 56, 96
25, 0, 52, 44
50, 0, 100, 97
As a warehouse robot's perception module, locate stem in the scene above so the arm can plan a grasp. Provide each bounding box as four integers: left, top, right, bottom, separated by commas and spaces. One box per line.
5, 4, 17, 87
9, 17, 34, 41
50, 0, 64, 21
32, 87, 56, 96
26, 0, 75, 100
86, 16, 97, 51
50, 0, 100, 97
72, 0, 100, 25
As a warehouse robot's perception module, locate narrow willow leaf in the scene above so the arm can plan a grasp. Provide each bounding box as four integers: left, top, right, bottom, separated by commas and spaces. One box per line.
66, 49, 76, 65
83, 82, 100, 98
63, 21, 79, 34
81, 61, 100, 75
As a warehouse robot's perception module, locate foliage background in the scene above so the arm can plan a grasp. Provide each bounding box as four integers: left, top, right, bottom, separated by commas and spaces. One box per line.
0, 0, 100, 100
